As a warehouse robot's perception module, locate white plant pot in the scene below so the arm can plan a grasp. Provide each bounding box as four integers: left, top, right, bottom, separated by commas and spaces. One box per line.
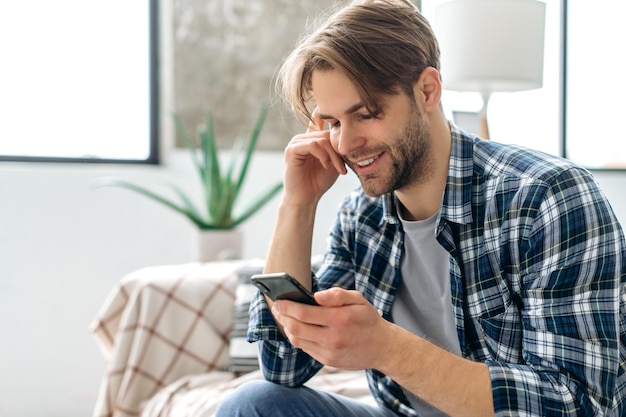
198, 229, 244, 262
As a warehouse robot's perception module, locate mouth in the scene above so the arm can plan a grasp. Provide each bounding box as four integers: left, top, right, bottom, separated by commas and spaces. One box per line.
355, 153, 382, 168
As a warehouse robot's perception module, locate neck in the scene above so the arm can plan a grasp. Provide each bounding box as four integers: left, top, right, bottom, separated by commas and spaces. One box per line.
395, 117, 451, 221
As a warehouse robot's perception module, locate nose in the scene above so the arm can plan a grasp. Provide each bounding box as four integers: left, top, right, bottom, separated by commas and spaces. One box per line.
333, 121, 365, 156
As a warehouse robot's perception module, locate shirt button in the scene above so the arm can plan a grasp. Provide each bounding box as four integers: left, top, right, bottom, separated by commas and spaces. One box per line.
390, 259, 396, 267
377, 309, 384, 317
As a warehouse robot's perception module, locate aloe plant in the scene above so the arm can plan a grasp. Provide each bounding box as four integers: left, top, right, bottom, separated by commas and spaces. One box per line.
95, 106, 283, 229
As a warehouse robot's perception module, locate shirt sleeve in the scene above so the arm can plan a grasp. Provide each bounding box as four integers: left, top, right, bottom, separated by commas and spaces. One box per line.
246, 284, 324, 387
487, 167, 625, 416
245, 194, 362, 387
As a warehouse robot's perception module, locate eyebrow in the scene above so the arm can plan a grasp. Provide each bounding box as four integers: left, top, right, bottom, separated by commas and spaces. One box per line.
317, 102, 365, 121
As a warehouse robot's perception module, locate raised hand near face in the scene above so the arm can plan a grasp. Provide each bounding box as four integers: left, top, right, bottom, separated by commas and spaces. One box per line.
282, 109, 348, 206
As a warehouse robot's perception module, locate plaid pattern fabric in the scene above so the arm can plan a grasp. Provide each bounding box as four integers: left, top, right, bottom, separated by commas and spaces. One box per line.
91, 260, 372, 417
248, 125, 626, 416
90, 261, 243, 417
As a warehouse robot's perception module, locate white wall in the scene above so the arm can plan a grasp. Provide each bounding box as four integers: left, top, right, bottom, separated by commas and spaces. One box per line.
1, 153, 624, 417
0, 151, 359, 417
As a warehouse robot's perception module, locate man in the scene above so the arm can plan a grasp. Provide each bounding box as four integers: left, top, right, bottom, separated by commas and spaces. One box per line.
216, 0, 626, 415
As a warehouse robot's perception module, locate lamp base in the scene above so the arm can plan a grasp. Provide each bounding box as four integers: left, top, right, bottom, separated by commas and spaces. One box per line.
479, 112, 489, 140
479, 92, 490, 140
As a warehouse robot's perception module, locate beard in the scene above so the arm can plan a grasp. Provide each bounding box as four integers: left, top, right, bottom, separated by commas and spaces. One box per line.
345, 104, 433, 197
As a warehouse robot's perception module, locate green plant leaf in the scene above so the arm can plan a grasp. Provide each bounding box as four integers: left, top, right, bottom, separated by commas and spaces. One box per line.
234, 105, 268, 202
93, 177, 209, 229
225, 133, 247, 202
200, 113, 222, 222
232, 182, 283, 227
95, 105, 283, 230
165, 182, 205, 223
215, 181, 236, 228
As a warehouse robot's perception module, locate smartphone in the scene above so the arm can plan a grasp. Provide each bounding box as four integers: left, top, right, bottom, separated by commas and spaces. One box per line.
250, 272, 318, 305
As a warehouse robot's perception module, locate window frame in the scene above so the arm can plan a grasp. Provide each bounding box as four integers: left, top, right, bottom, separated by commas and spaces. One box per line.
561, 0, 626, 172
0, 0, 160, 165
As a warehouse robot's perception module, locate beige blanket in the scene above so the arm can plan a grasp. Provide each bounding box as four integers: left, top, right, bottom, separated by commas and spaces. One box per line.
90, 261, 372, 417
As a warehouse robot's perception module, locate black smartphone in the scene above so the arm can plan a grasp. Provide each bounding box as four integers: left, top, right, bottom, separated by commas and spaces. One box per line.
250, 272, 318, 305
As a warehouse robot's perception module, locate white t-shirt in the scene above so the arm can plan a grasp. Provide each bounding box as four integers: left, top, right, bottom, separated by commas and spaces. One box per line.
391, 211, 461, 416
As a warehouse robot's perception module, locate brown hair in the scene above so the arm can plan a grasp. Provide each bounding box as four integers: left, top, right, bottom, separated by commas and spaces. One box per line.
278, 0, 440, 125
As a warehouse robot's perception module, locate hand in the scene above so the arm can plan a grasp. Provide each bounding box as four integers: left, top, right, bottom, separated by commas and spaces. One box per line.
282, 109, 347, 205
272, 287, 392, 371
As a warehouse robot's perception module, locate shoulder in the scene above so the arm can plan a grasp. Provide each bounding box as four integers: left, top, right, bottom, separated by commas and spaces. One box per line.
475, 139, 582, 182
447, 128, 605, 224
470, 139, 620, 238
450, 125, 589, 184
469, 138, 602, 204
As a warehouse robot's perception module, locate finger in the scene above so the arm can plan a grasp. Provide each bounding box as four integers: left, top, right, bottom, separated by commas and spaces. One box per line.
273, 304, 329, 347
328, 148, 348, 175
288, 136, 340, 173
302, 110, 346, 175
311, 139, 346, 175
306, 108, 325, 133
292, 132, 346, 175
314, 288, 364, 307
273, 300, 329, 328
283, 320, 326, 351
273, 299, 315, 319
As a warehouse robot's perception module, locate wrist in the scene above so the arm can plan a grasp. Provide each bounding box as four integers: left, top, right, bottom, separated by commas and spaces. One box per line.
277, 199, 318, 221
374, 322, 419, 374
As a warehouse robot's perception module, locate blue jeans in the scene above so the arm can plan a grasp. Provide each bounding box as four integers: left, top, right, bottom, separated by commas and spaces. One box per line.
215, 379, 399, 417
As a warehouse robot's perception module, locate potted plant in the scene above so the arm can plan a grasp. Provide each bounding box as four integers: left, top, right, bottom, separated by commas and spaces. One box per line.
95, 105, 283, 261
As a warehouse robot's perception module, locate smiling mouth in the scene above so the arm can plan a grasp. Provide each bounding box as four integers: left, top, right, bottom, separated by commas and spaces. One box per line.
355, 153, 382, 167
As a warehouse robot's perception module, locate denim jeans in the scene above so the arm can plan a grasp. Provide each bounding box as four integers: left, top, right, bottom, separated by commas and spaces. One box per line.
215, 379, 399, 417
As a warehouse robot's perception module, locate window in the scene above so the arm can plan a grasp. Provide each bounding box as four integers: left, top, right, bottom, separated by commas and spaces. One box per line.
0, 0, 158, 163
565, 0, 626, 169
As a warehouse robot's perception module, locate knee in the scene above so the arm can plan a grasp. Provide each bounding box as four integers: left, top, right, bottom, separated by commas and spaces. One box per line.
215, 380, 289, 417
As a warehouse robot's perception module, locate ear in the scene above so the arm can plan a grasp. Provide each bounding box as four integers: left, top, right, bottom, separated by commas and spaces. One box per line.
412, 67, 442, 113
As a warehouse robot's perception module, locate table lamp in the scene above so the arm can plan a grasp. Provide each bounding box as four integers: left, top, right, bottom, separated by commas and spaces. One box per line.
434, 0, 546, 139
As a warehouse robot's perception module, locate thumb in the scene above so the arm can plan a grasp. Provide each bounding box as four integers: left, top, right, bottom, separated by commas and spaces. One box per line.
314, 287, 363, 307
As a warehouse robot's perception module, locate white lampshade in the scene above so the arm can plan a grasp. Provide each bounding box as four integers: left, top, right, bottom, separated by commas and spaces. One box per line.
435, 0, 546, 94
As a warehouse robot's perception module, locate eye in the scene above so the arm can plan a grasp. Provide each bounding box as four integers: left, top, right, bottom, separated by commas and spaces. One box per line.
328, 120, 341, 129
358, 110, 380, 121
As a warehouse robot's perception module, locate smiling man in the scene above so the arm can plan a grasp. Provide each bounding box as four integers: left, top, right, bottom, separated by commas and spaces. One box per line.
215, 1, 626, 416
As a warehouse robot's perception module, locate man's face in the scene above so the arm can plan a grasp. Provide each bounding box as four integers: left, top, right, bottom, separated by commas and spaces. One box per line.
311, 69, 432, 197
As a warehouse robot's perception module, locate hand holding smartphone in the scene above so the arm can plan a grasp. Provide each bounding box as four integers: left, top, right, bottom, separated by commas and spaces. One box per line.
250, 272, 318, 305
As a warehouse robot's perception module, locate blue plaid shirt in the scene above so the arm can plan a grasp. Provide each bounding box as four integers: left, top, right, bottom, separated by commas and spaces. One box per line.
248, 125, 626, 416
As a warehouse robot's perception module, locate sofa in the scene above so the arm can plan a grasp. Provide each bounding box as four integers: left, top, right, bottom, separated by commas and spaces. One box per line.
90, 260, 373, 417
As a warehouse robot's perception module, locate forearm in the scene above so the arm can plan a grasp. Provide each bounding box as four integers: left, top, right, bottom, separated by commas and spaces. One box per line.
249, 199, 330, 387
377, 323, 495, 417
375, 294, 620, 417
264, 201, 318, 290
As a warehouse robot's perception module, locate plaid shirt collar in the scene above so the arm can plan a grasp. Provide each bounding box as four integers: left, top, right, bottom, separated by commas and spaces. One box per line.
380, 123, 474, 227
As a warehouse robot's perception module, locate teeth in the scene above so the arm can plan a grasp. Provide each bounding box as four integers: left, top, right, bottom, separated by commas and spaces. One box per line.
356, 155, 378, 167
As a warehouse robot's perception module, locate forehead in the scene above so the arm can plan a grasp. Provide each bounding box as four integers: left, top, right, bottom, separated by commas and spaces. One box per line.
311, 69, 364, 116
